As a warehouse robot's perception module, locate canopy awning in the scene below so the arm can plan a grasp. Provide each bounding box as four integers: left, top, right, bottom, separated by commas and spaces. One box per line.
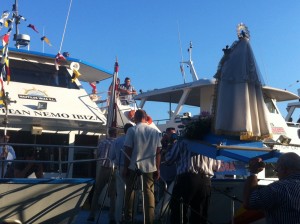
6, 47, 113, 83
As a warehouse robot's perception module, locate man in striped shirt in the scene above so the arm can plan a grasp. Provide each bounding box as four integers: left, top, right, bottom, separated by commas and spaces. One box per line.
243, 152, 300, 223
88, 128, 117, 223
165, 139, 221, 224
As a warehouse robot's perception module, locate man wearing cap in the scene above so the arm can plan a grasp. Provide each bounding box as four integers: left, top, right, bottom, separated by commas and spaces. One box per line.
119, 77, 136, 105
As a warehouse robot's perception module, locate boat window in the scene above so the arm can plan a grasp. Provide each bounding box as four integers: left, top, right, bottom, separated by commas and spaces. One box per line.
265, 163, 278, 178
9, 59, 79, 89
265, 98, 278, 114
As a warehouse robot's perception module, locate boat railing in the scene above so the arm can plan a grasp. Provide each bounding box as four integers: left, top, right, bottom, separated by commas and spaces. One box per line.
89, 91, 110, 113
153, 113, 199, 127
286, 121, 300, 127
153, 118, 170, 126
0, 142, 103, 179
90, 91, 137, 114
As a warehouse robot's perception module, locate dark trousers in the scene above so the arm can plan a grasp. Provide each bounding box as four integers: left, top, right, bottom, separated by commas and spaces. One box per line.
170, 172, 211, 224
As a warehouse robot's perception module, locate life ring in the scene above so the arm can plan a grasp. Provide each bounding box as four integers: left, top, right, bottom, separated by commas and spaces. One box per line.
128, 110, 136, 121
146, 115, 153, 125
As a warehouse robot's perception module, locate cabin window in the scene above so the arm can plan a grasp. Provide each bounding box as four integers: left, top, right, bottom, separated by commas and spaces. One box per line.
265, 99, 278, 114
9, 59, 79, 89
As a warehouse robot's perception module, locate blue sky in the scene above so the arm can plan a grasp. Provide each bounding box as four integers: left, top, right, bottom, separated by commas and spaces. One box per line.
1, 0, 300, 121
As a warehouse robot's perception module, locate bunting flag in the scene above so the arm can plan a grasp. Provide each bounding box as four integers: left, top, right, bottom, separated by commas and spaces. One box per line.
89, 82, 97, 93
17, 15, 26, 21
180, 64, 184, 75
0, 11, 10, 28
54, 53, 66, 70
62, 52, 69, 57
41, 36, 52, 46
1, 28, 11, 85
1, 57, 10, 83
27, 24, 39, 33
71, 69, 81, 82
4, 19, 12, 28
4, 59, 10, 84
1, 33, 10, 46
0, 73, 6, 106
114, 59, 119, 73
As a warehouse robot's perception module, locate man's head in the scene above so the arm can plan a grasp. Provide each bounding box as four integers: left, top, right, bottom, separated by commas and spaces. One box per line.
124, 77, 131, 86
134, 109, 147, 123
1, 135, 10, 143
124, 123, 133, 134
275, 152, 300, 179
108, 128, 117, 138
166, 127, 176, 134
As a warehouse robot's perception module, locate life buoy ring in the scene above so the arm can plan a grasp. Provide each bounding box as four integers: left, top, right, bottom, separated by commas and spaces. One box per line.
128, 110, 136, 121
146, 115, 153, 125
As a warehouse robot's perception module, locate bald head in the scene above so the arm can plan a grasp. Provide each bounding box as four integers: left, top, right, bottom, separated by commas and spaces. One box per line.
277, 152, 300, 171
276, 152, 300, 179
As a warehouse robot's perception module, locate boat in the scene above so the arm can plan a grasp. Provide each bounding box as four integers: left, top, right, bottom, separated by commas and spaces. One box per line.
132, 24, 300, 223
0, 1, 114, 223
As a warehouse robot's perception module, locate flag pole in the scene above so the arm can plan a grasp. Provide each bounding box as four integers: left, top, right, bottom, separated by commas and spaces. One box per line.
106, 58, 119, 135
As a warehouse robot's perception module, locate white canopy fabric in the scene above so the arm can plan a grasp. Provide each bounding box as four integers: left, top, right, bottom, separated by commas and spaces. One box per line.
214, 38, 272, 140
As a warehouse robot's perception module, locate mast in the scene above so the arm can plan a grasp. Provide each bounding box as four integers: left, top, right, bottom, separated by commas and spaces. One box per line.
177, 22, 186, 83
13, 0, 19, 47
12, 0, 30, 49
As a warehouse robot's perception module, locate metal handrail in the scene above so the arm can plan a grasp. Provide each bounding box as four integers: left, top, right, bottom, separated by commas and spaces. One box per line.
0, 142, 97, 149
1, 157, 107, 179
0, 142, 98, 178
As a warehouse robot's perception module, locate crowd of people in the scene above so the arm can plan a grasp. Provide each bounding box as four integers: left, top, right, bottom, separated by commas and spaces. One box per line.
86, 109, 223, 224
1, 107, 300, 224
85, 107, 300, 224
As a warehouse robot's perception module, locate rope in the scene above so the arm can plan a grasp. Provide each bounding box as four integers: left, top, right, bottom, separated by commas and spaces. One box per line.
59, 0, 73, 53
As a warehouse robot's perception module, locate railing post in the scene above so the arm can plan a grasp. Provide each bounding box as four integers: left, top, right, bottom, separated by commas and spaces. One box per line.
58, 147, 62, 178
180, 197, 184, 224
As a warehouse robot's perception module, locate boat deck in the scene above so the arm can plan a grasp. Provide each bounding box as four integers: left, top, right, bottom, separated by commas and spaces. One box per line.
73, 207, 144, 224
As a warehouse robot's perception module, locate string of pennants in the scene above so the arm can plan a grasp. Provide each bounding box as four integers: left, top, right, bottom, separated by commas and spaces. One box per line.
0, 8, 88, 105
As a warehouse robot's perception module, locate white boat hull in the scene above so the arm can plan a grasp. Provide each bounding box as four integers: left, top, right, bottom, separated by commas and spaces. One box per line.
0, 178, 94, 224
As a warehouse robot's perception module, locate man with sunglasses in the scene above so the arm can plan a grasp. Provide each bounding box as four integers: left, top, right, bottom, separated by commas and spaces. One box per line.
243, 152, 300, 223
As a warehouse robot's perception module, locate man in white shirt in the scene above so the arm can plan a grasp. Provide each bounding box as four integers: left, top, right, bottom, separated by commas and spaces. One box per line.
123, 109, 161, 223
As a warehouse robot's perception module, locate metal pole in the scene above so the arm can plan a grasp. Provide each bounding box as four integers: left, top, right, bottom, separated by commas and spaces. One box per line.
96, 161, 114, 224
13, 0, 19, 47
58, 147, 62, 178
180, 197, 184, 224
231, 195, 235, 224
140, 171, 146, 224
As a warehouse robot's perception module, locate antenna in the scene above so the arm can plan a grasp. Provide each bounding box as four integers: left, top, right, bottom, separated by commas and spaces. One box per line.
177, 22, 186, 83
285, 80, 299, 91
59, 0, 73, 53
181, 41, 199, 82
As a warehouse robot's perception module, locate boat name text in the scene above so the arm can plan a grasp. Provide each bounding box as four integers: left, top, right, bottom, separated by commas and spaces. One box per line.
18, 94, 57, 102
0, 109, 101, 121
